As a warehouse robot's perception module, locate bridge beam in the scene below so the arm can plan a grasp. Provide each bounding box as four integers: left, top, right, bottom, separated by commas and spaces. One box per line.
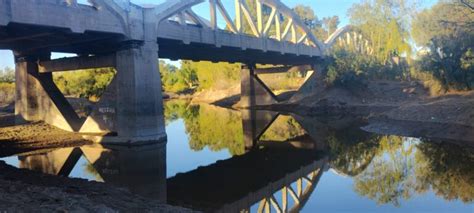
38, 54, 116, 73
254, 65, 312, 75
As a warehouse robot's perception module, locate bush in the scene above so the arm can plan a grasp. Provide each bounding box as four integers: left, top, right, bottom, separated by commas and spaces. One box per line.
0, 67, 14, 83
53, 68, 115, 101
0, 82, 15, 105
410, 67, 445, 96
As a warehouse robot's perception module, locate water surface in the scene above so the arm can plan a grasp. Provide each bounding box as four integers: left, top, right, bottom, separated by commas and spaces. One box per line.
2, 100, 473, 212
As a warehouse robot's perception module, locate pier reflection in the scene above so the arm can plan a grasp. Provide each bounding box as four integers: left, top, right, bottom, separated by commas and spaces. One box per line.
18, 144, 167, 202
8, 102, 474, 211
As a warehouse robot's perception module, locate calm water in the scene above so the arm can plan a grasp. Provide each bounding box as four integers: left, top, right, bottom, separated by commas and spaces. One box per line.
1, 100, 473, 212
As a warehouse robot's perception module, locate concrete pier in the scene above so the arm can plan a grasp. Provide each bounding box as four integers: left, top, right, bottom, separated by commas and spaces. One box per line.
15, 42, 167, 144
240, 64, 279, 109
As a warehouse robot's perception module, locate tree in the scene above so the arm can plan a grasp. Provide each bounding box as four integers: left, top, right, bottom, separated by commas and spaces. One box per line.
412, 1, 474, 91
53, 68, 115, 101
0, 67, 15, 83
322, 16, 340, 37
348, 0, 414, 63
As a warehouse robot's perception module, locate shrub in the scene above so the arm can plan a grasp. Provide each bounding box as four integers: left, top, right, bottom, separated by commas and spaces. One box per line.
53, 68, 116, 101
0, 82, 15, 105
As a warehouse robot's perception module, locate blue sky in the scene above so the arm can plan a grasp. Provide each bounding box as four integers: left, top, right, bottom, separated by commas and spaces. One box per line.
0, 0, 436, 69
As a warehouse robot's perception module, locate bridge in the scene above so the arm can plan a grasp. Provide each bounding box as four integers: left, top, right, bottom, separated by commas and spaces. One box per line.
0, 0, 353, 144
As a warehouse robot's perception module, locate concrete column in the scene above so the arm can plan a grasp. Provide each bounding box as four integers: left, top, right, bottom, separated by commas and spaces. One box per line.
112, 41, 166, 144
15, 55, 42, 122
240, 64, 278, 108
240, 63, 256, 109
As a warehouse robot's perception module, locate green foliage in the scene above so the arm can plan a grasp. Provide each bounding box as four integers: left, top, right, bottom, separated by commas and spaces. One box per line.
260, 116, 306, 141
53, 68, 115, 101
293, 5, 339, 41
181, 60, 240, 91
414, 142, 474, 203
325, 48, 389, 90
349, 136, 474, 206
411, 1, 474, 92
258, 72, 307, 92
354, 136, 416, 206
327, 127, 381, 177
160, 60, 198, 93
0, 67, 15, 104
0, 82, 14, 104
0, 67, 14, 83
164, 100, 245, 156
321, 0, 414, 89
348, 0, 413, 62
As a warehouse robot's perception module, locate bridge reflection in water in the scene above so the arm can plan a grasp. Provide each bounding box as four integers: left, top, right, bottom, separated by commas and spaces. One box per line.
15, 109, 335, 212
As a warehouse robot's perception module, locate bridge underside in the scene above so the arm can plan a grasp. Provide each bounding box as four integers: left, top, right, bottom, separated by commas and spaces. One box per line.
0, 23, 320, 65
0, 24, 125, 56
159, 38, 318, 65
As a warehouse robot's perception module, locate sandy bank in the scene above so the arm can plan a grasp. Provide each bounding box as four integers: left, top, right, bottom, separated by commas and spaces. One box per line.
0, 161, 193, 212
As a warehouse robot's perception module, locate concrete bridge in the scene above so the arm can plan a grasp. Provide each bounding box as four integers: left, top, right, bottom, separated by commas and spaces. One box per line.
0, 0, 352, 144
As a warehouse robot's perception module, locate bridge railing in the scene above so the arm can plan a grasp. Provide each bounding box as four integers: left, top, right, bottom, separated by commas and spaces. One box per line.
158, 0, 325, 52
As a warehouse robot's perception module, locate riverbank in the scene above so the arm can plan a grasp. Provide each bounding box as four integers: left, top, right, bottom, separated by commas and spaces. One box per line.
0, 161, 193, 212
275, 80, 474, 145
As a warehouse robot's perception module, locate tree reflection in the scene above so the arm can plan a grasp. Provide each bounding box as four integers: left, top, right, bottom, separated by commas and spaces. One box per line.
353, 136, 416, 206
351, 136, 473, 206
327, 127, 381, 177
164, 100, 245, 155
260, 115, 306, 141
414, 142, 474, 203
164, 101, 473, 205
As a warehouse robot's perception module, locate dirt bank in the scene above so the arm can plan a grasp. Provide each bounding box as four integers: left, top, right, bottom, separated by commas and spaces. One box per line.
0, 112, 92, 157
281, 80, 428, 115
363, 91, 474, 146
0, 161, 193, 212
278, 80, 474, 144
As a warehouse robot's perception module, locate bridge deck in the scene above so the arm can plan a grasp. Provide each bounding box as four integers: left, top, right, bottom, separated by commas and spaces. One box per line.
0, 0, 322, 65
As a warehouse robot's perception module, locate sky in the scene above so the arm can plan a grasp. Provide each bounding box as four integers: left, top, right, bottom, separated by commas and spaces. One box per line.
0, 0, 436, 70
